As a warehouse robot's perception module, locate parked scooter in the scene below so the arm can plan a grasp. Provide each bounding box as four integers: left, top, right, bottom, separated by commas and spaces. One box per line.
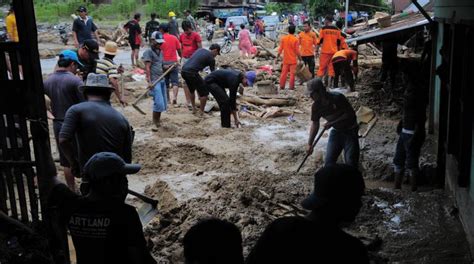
221, 32, 232, 54
54, 25, 69, 45
206, 24, 214, 42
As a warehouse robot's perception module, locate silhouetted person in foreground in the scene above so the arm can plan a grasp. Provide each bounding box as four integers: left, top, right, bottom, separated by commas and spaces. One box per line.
183, 218, 244, 264
49, 152, 156, 264
246, 164, 369, 264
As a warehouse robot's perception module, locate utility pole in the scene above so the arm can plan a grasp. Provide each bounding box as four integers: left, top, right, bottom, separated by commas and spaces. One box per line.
344, 0, 349, 31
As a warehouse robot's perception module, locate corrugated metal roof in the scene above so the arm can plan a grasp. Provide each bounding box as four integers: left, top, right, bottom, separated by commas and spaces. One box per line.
346, 13, 431, 44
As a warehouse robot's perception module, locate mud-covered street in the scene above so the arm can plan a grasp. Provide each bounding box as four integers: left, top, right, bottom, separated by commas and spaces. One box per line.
0, 0, 472, 263
33, 14, 472, 263
46, 45, 471, 263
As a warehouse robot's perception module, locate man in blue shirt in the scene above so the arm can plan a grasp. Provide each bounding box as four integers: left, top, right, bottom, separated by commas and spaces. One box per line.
72, 6, 99, 48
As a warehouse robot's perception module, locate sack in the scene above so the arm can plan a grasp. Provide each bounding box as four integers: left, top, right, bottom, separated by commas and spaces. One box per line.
296, 63, 312, 82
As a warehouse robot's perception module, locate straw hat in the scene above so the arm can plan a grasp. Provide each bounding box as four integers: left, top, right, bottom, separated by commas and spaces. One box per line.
101, 41, 119, 56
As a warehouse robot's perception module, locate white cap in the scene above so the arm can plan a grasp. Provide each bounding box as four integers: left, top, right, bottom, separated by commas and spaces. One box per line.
150, 32, 165, 43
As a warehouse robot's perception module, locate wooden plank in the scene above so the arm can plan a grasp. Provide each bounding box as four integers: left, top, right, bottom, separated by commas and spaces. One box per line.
6, 114, 29, 222
0, 52, 8, 80
7, 50, 20, 81
18, 116, 39, 222
0, 165, 8, 213
0, 115, 18, 219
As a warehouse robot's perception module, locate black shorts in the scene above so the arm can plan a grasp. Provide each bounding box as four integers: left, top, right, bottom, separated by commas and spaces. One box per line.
53, 120, 76, 167
130, 42, 140, 50
181, 71, 209, 97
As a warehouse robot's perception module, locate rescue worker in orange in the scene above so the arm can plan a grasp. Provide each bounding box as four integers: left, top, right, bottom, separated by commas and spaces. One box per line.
331, 48, 358, 91
298, 21, 318, 78
316, 15, 345, 86
336, 20, 349, 50
276, 25, 301, 90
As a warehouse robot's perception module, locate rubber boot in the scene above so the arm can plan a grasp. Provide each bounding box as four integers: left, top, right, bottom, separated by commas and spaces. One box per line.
394, 170, 403, 189
408, 170, 418, 192
327, 77, 334, 88
323, 75, 329, 87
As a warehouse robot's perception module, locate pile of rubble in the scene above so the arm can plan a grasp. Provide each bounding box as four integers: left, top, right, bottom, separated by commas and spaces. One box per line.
97, 26, 129, 47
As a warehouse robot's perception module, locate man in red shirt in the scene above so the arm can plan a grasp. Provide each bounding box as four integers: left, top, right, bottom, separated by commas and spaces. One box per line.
180, 20, 202, 108
159, 23, 182, 105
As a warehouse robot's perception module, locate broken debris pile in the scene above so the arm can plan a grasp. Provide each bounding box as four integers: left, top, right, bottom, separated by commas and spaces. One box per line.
144, 171, 312, 263
97, 26, 129, 47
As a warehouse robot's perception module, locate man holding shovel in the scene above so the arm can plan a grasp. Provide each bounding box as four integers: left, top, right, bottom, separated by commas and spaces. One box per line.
306, 78, 359, 167
142, 32, 167, 130
59, 73, 133, 195
96, 41, 126, 106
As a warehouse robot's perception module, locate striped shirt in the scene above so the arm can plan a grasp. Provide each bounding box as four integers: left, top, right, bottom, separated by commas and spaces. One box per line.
96, 57, 119, 79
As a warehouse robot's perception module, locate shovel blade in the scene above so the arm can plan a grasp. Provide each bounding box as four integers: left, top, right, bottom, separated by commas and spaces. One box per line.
137, 203, 159, 225
132, 104, 147, 115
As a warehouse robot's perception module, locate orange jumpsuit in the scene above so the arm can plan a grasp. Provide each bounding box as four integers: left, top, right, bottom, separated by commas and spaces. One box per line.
332, 49, 358, 90
278, 34, 300, 89
316, 25, 345, 77
298, 31, 318, 77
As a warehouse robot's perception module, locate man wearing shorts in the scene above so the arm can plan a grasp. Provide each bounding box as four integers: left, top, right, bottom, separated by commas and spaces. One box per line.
124, 13, 143, 67
44, 51, 84, 191
180, 20, 202, 109
159, 23, 182, 105
143, 32, 167, 130
181, 44, 220, 114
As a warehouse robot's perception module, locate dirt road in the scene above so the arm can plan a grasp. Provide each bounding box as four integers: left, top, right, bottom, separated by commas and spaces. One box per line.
109, 63, 470, 263
43, 34, 471, 262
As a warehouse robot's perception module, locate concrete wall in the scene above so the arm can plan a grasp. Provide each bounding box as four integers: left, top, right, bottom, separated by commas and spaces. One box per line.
445, 154, 474, 255
435, 0, 474, 22
434, 1, 474, 256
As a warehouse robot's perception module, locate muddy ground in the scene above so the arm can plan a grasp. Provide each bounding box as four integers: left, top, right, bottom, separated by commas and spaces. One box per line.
43, 36, 472, 262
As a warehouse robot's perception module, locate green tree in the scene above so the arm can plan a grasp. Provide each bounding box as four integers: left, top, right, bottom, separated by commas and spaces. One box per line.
265, 2, 302, 15
309, 0, 340, 18
350, 0, 390, 13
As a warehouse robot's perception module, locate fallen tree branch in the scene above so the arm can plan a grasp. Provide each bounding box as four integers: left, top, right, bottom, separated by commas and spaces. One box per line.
240, 95, 296, 107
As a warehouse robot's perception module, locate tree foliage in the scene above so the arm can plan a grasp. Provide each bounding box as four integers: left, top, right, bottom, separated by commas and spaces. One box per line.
308, 0, 388, 18
265, 2, 303, 15
309, 0, 341, 18
350, 0, 390, 13
31, 0, 198, 23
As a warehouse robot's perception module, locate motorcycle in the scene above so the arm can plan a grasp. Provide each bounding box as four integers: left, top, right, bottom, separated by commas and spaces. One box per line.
205, 24, 214, 42
221, 30, 233, 54
54, 25, 69, 45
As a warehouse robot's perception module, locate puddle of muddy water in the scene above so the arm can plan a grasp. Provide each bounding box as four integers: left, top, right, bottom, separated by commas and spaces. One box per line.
252, 123, 328, 151
131, 171, 232, 204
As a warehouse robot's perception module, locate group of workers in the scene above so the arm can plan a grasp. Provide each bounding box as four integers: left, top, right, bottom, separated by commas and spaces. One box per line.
39, 5, 432, 262
277, 16, 358, 91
